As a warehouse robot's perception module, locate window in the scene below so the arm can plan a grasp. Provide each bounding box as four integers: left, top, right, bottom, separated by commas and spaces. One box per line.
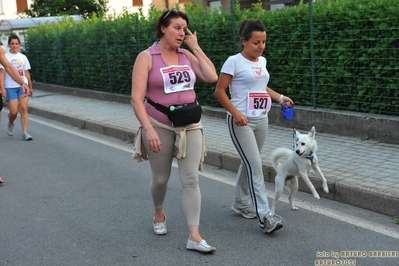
0, 0, 3, 14
133, 0, 143, 6
209, 1, 222, 8
209, 1, 222, 14
16, 0, 28, 13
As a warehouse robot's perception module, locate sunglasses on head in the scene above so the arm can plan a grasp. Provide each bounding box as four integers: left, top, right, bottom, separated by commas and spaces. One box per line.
162, 8, 178, 21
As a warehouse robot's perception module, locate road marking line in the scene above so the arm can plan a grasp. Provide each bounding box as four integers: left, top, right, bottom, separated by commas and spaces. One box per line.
31, 115, 399, 240
200, 169, 399, 240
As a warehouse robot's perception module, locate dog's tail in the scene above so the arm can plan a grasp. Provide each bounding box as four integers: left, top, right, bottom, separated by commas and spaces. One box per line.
271, 147, 292, 170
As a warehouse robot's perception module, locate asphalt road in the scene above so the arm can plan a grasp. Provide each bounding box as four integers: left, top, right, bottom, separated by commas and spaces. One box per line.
0, 114, 398, 266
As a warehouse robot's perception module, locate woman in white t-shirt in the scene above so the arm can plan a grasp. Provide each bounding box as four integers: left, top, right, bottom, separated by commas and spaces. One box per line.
214, 19, 294, 234
0, 34, 33, 141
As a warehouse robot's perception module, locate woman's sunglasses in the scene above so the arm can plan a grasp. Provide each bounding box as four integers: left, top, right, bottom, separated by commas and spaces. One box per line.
162, 8, 178, 21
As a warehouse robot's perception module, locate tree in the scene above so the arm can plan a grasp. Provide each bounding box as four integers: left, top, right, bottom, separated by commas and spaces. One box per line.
24, 0, 109, 19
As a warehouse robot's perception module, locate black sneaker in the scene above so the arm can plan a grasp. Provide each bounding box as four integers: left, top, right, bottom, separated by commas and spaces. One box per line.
261, 213, 283, 233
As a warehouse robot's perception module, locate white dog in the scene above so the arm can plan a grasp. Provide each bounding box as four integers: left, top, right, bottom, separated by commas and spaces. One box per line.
270, 126, 328, 215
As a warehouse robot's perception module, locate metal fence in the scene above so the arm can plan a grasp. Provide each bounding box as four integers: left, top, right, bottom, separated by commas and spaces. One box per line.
25, 0, 399, 116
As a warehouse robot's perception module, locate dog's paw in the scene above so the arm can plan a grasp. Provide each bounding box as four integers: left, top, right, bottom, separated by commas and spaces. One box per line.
292, 206, 299, 211
323, 187, 329, 193
314, 194, 320, 199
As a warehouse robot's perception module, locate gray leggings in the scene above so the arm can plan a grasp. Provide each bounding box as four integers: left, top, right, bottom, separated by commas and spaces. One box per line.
142, 126, 202, 226
227, 114, 271, 225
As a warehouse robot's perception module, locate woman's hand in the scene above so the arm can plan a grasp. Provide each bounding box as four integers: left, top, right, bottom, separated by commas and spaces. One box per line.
0, 87, 6, 98
145, 128, 162, 153
233, 111, 249, 127
21, 83, 29, 97
183, 28, 199, 50
280, 96, 294, 108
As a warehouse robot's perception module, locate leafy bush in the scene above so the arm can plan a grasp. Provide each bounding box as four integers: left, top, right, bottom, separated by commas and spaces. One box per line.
25, 0, 399, 115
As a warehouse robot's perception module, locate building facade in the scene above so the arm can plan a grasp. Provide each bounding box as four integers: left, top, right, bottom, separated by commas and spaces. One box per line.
0, 0, 33, 20
0, 0, 32, 49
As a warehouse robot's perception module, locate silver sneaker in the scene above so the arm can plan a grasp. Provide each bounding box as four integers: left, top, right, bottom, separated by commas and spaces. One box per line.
261, 213, 283, 234
231, 205, 256, 219
186, 239, 216, 254
153, 217, 167, 235
22, 132, 33, 141
7, 123, 14, 136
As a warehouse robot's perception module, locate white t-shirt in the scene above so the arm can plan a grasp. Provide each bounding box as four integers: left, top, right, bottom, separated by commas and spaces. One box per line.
221, 53, 270, 117
0, 52, 31, 88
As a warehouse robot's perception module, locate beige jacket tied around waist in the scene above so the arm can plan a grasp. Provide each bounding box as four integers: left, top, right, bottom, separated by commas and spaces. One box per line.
132, 116, 207, 172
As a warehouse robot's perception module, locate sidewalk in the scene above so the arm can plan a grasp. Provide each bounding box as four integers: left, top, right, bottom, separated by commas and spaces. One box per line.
25, 89, 399, 217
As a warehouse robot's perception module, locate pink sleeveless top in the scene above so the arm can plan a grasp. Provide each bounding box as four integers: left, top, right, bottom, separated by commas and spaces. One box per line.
145, 42, 197, 126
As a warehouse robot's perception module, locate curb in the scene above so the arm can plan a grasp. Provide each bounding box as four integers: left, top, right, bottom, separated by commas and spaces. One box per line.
28, 106, 399, 217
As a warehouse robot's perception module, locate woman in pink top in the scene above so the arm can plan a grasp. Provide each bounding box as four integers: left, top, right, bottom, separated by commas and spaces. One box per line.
131, 9, 218, 253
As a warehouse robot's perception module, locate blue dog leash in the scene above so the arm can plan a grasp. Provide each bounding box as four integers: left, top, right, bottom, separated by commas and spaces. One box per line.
281, 102, 295, 150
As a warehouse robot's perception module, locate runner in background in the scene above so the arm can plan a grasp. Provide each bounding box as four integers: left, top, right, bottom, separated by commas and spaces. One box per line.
0, 33, 33, 141
0, 35, 30, 184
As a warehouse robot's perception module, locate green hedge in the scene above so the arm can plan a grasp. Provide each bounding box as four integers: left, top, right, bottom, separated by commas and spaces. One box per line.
25, 0, 399, 116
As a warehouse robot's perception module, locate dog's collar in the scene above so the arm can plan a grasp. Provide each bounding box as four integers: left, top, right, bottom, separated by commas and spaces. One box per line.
306, 151, 314, 164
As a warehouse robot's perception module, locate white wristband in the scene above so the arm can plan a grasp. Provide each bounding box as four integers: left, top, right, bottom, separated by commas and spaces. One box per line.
278, 94, 283, 102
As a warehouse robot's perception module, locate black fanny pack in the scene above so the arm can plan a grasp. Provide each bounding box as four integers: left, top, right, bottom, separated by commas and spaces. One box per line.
147, 98, 202, 127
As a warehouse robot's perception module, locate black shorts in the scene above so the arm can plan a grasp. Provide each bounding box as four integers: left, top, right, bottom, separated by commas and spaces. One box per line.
0, 93, 3, 111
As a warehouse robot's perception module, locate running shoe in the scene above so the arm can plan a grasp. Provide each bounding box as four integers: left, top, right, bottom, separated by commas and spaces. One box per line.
231, 205, 256, 219
22, 132, 33, 141
261, 213, 283, 234
7, 123, 14, 136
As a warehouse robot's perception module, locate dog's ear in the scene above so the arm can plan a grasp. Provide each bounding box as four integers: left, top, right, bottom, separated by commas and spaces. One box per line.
308, 126, 316, 138
295, 129, 300, 138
